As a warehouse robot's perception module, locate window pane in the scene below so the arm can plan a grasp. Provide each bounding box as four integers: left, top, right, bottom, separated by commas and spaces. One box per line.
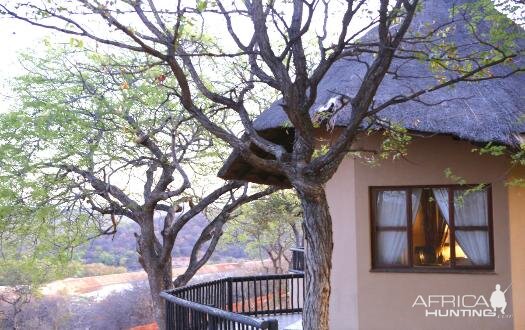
374, 190, 408, 266
412, 189, 451, 267
455, 230, 490, 266
371, 186, 493, 271
454, 189, 488, 226
375, 190, 407, 227
376, 231, 408, 265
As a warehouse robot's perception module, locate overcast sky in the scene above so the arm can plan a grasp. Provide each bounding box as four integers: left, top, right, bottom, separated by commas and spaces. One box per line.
0, 17, 51, 112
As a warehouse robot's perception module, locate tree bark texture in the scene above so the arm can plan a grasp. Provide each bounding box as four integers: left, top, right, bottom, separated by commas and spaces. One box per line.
137, 212, 174, 330
297, 185, 333, 330
143, 257, 173, 330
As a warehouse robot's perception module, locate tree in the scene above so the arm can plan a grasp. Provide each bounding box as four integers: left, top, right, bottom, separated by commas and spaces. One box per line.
0, 45, 273, 328
1, 0, 523, 328
222, 190, 303, 273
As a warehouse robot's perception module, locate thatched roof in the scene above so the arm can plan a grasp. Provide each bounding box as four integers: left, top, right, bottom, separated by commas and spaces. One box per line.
219, 128, 295, 186
219, 0, 525, 185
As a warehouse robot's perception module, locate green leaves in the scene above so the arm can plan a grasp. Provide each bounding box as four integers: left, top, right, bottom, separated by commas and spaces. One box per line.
221, 190, 302, 264
444, 167, 467, 185
417, 0, 523, 84
472, 142, 507, 157
472, 142, 525, 179
379, 124, 412, 160
69, 37, 84, 48
196, 0, 208, 13
458, 0, 522, 54
0, 39, 236, 288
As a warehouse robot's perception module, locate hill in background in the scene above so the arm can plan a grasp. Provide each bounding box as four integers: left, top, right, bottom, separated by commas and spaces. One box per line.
78, 213, 248, 271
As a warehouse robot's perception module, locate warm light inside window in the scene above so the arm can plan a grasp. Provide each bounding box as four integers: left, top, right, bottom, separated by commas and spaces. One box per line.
372, 186, 492, 270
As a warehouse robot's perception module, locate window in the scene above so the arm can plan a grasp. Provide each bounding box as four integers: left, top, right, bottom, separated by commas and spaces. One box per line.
370, 185, 494, 271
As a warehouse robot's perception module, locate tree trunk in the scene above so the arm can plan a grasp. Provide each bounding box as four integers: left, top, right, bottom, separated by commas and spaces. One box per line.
290, 222, 304, 248
138, 211, 175, 330
296, 185, 333, 330
143, 255, 174, 330
265, 248, 281, 274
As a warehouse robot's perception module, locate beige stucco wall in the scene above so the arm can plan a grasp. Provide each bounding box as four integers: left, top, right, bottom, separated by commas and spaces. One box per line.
509, 166, 525, 330
326, 135, 515, 330
327, 157, 360, 330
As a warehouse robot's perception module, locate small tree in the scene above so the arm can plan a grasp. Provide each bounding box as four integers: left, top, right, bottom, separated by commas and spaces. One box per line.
0, 285, 31, 330
223, 190, 303, 273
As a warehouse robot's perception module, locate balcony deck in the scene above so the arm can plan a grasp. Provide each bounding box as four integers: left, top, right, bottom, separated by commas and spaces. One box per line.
161, 248, 306, 329
162, 273, 304, 330
273, 313, 302, 329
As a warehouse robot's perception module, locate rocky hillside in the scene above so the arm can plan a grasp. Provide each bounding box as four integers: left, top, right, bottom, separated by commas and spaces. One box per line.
79, 214, 248, 271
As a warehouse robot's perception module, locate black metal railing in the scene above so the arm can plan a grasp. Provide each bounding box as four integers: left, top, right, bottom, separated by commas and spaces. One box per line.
289, 248, 305, 273
161, 273, 304, 330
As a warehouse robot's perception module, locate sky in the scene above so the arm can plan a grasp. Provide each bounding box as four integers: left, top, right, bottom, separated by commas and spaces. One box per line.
0, 0, 377, 113
0, 0, 523, 114
0, 17, 61, 112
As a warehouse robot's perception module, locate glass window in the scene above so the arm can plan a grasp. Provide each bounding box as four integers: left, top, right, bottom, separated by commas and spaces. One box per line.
373, 190, 408, 266
371, 186, 493, 271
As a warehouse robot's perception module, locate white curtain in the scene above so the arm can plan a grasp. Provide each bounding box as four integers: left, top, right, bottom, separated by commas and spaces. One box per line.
432, 188, 450, 222
454, 190, 490, 265
376, 191, 407, 265
412, 189, 422, 223
432, 188, 490, 265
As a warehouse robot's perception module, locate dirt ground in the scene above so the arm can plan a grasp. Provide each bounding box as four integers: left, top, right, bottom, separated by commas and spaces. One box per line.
40, 260, 269, 296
